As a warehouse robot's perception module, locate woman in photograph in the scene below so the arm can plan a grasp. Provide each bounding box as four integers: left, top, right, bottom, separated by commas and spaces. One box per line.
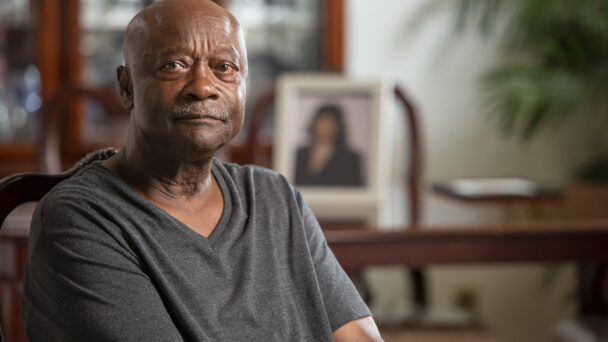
295, 103, 363, 186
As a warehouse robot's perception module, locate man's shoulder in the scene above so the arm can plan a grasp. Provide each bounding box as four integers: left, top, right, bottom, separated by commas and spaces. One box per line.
213, 159, 300, 206
214, 159, 288, 185
52, 162, 111, 188
30, 164, 124, 238
39, 163, 120, 210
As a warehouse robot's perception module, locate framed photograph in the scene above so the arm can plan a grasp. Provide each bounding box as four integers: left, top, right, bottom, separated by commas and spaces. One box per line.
274, 74, 394, 224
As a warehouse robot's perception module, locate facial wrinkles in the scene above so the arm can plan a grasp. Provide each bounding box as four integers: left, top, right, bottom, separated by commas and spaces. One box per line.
132, 2, 245, 74
151, 31, 240, 78
133, 76, 162, 132
192, 17, 239, 64
128, 2, 246, 134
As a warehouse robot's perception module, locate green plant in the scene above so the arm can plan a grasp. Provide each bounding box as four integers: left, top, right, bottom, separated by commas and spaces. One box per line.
458, 0, 608, 181
459, 0, 608, 136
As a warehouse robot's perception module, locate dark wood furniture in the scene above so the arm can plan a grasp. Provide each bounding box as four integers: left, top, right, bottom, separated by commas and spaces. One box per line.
0, 0, 347, 178
36, 85, 127, 173
332, 183, 608, 330
2, 184, 607, 341
326, 220, 608, 268
2, 172, 607, 341
0, 148, 118, 342
0, 0, 85, 176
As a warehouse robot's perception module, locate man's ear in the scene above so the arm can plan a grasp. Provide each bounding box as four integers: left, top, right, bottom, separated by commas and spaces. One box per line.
117, 65, 134, 110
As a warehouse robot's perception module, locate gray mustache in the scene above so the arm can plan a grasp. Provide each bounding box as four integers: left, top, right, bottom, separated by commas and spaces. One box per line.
173, 104, 230, 122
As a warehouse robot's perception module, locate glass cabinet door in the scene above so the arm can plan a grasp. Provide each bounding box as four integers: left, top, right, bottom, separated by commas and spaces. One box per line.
0, 0, 342, 175
0, 0, 41, 145
228, 0, 323, 143
78, 0, 143, 146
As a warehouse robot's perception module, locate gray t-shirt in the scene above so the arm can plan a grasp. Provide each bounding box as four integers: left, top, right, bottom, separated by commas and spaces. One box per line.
23, 160, 370, 341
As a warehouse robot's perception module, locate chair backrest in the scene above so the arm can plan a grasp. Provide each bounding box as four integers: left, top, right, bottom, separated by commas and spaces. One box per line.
0, 148, 117, 341
38, 85, 126, 173
0, 148, 118, 229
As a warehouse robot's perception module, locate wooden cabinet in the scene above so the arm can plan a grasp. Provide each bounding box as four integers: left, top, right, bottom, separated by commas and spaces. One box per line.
0, 0, 43, 175
0, 0, 85, 176
0, 0, 344, 176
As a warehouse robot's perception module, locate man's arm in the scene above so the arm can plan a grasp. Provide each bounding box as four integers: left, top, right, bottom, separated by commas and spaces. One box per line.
294, 189, 383, 340
333, 316, 384, 342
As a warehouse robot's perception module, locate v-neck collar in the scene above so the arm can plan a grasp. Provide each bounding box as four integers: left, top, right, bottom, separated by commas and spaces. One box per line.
92, 159, 232, 245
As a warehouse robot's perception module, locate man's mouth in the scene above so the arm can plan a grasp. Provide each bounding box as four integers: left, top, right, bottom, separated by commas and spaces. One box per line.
173, 113, 228, 123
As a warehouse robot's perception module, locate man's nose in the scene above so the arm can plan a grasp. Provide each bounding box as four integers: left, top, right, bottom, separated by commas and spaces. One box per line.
183, 64, 219, 101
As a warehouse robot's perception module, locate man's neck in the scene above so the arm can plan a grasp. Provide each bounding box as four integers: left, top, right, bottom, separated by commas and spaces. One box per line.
103, 139, 224, 237
106, 138, 216, 202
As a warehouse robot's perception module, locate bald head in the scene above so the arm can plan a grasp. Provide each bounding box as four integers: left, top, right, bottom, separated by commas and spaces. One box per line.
123, 0, 247, 76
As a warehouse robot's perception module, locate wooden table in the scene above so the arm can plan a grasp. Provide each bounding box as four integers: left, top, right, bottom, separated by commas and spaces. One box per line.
6, 185, 605, 266
326, 219, 608, 268
326, 183, 608, 320
326, 183, 608, 265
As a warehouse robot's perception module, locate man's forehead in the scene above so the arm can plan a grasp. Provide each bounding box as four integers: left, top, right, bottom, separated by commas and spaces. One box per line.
129, 13, 232, 49
141, 26, 242, 55
154, 44, 242, 60
124, 0, 247, 72
137, 0, 234, 31
144, 7, 235, 37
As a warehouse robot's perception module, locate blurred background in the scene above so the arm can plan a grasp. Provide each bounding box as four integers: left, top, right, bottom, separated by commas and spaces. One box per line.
1, 0, 607, 341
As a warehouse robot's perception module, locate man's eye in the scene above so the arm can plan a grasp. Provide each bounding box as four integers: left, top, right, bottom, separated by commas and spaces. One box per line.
217, 63, 237, 73
162, 61, 185, 72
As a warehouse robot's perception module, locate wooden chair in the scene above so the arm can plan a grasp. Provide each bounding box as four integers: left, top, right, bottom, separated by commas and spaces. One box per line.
0, 148, 118, 342
37, 85, 127, 173
0, 80, 421, 338
241, 82, 429, 312
0, 83, 125, 341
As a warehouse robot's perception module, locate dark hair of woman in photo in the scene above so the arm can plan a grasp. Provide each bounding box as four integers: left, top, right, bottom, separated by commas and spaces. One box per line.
294, 103, 363, 186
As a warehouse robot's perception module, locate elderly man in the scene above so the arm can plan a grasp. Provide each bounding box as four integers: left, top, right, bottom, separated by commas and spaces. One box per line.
22, 0, 382, 341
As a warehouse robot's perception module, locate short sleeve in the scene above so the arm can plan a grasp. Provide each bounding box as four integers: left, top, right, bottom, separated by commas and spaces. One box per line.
295, 191, 371, 331
23, 195, 184, 342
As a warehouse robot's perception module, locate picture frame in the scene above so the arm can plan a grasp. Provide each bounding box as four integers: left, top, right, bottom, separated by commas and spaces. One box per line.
274, 74, 395, 225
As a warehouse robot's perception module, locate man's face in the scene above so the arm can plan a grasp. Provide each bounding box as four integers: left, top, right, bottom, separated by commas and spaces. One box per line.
121, 3, 247, 157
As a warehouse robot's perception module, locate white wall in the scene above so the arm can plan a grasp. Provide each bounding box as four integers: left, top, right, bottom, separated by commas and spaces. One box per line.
346, 1, 583, 341
346, 0, 597, 185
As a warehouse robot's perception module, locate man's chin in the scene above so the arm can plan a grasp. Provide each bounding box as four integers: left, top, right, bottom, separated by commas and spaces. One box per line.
180, 137, 230, 157
152, 129, 238, 160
